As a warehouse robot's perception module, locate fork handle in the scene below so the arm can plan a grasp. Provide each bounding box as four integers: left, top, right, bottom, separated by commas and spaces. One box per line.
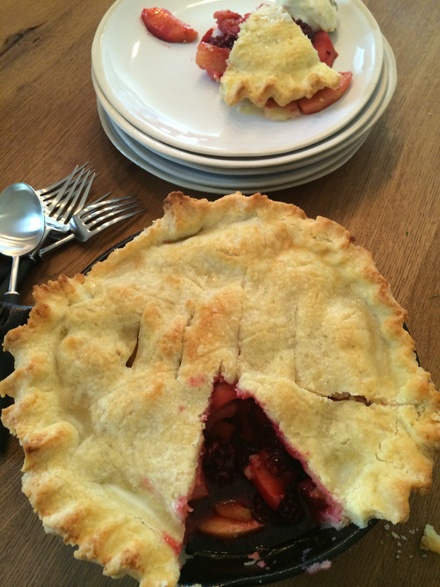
38, 232, 76, 257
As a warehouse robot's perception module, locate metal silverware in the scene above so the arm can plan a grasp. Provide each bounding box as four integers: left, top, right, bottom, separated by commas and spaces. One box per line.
38, 194, 144, 256
0, 184, 45, 304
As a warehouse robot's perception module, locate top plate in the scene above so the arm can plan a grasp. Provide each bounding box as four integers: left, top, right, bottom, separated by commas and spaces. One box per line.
92, 0, 383, 157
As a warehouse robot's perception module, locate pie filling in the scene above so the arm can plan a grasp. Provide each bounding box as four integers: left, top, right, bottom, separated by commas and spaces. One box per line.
185, 379, 342, 544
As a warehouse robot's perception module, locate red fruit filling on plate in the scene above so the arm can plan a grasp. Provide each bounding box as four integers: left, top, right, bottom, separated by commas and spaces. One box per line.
141, 7, 198, 43
312, 30, 339, 67
297, 71, 353, 114
187, 380, 341, 541
195, 10, 246, 81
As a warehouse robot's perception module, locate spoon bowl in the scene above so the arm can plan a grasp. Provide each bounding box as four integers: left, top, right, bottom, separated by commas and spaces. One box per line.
0, 183, 45, 301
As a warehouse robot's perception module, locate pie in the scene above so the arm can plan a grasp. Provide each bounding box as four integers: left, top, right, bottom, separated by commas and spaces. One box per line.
219, 4, 341, 108
1, 192, 439, 587
195, 3, 351, 119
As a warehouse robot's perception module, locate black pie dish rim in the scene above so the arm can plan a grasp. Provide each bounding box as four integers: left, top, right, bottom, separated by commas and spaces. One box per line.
83, 234, 377, 587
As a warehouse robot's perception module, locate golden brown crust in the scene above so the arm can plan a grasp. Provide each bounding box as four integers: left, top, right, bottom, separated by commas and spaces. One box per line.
220, 5, 341, 107
1, 191, 439, 586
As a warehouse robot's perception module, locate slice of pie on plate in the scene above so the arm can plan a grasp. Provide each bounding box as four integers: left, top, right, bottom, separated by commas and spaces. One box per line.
220, 4, 341, 108
1, 192, 439, 587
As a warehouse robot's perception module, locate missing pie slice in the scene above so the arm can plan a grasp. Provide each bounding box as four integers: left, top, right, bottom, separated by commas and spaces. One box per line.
1, 192, 439, 587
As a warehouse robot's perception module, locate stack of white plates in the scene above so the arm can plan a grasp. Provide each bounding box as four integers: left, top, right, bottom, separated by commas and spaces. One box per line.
91, 0, 397, 194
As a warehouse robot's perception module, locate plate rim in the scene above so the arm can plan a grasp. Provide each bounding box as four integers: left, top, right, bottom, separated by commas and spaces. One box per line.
96, 100, 369, 193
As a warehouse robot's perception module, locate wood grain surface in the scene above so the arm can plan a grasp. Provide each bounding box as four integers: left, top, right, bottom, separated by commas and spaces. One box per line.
0, 0, 439, 586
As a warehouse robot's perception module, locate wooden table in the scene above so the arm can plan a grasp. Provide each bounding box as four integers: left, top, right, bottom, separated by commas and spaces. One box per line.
1, 0, 439, 585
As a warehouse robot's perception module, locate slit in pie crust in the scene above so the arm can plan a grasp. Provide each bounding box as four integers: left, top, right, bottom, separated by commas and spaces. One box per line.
1, 192, 439, 587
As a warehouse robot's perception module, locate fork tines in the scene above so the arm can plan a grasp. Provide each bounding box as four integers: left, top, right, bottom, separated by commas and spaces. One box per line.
37, 194, 144, 256
78, 195, 143, 232
36, 163, 91, 198
41, 165, 96, 221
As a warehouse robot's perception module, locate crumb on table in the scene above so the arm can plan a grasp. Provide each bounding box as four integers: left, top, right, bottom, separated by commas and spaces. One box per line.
421, 524, 440, 554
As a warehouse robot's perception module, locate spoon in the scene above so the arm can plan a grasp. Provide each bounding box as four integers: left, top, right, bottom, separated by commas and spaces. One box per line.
0, 183, 45, 452
0, 183, 45, 303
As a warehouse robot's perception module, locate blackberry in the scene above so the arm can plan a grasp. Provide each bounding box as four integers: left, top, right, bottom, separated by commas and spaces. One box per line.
276, 485, 305, 524
252, 493, 277, 524
210, 33, 238, 50
203, 439, 237, 485
264, 444, 292, 477
295, 19, 315, 40
251, 404, 277, 449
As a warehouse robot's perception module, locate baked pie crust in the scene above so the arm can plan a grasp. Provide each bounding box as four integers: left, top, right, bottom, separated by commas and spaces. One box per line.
1, 192, 439, 587
220, 4, 342, 107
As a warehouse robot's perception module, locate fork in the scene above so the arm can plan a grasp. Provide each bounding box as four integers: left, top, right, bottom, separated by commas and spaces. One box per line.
35, 163, 91, 200
0, 167, 96, 294
38, 194, 144, 257
38, 164, 96, 237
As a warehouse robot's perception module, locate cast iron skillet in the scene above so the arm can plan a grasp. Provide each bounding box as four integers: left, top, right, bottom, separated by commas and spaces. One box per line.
83, 235, 375, 586
181, 521, 374, 586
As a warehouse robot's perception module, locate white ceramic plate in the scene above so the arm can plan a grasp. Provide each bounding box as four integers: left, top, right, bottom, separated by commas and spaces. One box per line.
92, 0, 383, 157
107, 106, 368, 188
93, 37, 395, 175
97, 100, 369, 194
92, 37, 395, 172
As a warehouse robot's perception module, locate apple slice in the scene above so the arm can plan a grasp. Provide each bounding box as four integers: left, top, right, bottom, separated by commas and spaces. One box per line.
214, 500, 253, 522
195, 40, 230, 82
312, 30, 338, 67
209, 381, 238, 410
297, 71, 353, 114
197, 513, 263, 539
245, 450, 293, 510
141, 8, 198, 43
